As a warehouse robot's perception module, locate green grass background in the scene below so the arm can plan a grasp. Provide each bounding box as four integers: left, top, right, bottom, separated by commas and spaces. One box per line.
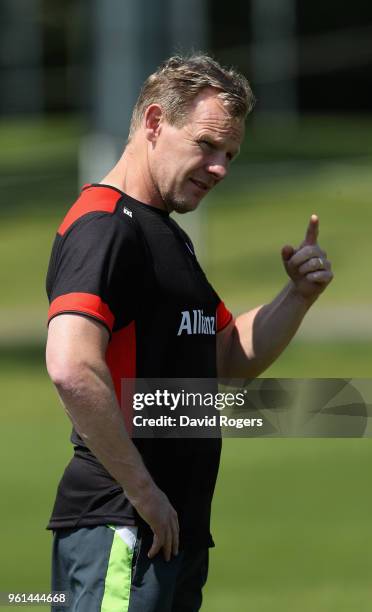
1, 116, 371, 610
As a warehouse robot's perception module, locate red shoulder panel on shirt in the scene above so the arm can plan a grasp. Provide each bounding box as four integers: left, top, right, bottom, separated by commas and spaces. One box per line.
58, 185, 121, 236
216, 301, 233, 332
48, 292, 115, 332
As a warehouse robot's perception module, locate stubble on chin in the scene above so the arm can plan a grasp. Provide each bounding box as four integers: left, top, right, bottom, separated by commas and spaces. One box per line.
164, 194, 201, 215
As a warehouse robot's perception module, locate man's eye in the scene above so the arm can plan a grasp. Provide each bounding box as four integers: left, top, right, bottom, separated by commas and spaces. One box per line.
199, 140, 213, 149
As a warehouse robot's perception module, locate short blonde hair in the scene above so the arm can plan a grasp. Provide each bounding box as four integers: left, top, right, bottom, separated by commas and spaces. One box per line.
128, 53, 255, 140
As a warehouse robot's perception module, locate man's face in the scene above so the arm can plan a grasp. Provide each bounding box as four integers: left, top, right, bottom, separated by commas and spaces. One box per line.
148, 88, 245, 214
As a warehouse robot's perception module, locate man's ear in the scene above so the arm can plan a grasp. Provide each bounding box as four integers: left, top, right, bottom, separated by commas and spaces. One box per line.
144, 104, 163, 142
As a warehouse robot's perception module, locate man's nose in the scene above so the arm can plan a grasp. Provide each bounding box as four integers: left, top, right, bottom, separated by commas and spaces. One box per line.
206, 161, 228, 181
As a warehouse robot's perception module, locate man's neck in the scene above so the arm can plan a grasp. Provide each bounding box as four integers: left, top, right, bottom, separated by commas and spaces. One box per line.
100, 144, 166, 211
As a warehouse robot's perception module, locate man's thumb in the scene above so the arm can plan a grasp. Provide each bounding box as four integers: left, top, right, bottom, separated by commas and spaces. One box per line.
281, 245, 295, 262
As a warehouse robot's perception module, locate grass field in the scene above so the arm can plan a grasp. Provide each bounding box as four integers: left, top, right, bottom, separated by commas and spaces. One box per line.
1, 115, 371, 610
207, 437, 372, 611
2, 351, 372, 611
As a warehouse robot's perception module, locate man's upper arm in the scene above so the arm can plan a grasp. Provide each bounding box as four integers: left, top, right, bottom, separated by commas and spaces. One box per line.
216, 316, 235, 378
216, 307, 263, 378
46, 314, 110, 382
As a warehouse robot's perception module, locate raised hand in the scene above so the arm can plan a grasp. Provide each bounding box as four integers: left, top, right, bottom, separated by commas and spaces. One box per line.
281, 214, 333, 301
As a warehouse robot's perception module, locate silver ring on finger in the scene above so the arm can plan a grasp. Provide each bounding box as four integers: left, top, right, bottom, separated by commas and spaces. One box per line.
317, 257, 324, 269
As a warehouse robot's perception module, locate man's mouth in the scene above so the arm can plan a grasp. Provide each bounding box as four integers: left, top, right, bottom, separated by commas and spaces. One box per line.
189, 178, 210, 192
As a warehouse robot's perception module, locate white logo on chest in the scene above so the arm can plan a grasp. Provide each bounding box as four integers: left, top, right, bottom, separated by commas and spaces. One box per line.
177, 310, 215, 336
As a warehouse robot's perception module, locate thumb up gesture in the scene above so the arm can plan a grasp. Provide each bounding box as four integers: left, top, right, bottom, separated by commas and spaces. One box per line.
282, 215, 333, 301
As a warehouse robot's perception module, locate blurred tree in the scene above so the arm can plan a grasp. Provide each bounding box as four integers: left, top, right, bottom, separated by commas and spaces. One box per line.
0, 0, 43, 114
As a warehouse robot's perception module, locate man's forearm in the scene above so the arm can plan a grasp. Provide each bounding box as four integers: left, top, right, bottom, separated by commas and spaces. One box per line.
54, 361, 155, 505
229, 281, 313, 377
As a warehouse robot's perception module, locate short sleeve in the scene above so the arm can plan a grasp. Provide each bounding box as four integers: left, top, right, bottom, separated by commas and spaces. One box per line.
46, 213, 141, 334
216, 300, 233, 332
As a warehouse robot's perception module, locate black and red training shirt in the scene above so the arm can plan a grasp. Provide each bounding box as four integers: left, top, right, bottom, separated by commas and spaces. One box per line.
46, 184, 232, 548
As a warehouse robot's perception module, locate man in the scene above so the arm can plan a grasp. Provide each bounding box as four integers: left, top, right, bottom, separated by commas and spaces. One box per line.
46, 54, 333, 611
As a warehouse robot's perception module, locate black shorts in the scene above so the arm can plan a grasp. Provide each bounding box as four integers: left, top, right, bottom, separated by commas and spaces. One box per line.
51, 525, 209, 612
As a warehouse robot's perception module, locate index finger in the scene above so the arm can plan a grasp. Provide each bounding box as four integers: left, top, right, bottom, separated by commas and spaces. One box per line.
303, 214, 319, 246
148, 533, 162, 559
162, 526, 172, 562
171, 514, 179, 557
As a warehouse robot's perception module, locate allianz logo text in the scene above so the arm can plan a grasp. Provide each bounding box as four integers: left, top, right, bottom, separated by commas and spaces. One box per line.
177, 309, 215, 336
